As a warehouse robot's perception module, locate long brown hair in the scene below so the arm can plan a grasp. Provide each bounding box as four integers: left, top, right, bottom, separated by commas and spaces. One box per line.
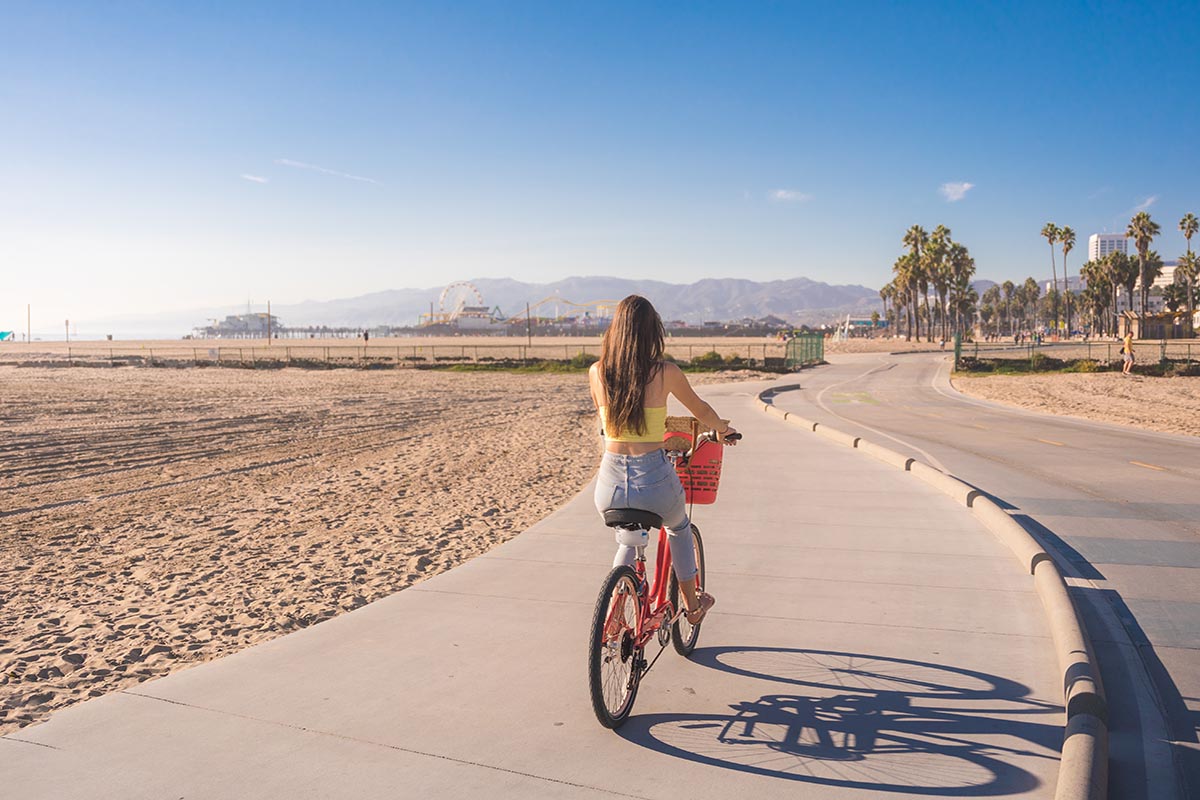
599, 295, 665, 436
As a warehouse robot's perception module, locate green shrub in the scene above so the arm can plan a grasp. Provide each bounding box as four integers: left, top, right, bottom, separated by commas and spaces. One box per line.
724, 354, 745, 366
955, 357, 994, 373
692, 350, 724, 366
569, 351, 598, 369
1165, 361, 1200, 377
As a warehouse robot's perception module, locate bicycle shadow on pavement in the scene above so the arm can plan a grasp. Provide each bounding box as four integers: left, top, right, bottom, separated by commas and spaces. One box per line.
619, 647, 1062, 797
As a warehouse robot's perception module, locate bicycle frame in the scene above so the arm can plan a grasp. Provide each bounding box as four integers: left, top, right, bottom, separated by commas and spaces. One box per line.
603, 433, 716, 650
589, 422, 737, 728
625, 526, 679, 649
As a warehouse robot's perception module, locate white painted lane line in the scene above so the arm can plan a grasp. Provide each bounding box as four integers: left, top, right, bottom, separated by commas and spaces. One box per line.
1130, 460, 1167, 472
810, 358, 950, 472
1037, 438, 1065, 447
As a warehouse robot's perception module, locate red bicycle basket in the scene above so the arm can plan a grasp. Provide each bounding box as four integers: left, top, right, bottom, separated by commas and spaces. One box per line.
672, 435, 724, 505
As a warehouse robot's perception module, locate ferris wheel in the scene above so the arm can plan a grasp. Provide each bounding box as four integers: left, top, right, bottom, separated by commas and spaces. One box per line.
439, 281, 484, 321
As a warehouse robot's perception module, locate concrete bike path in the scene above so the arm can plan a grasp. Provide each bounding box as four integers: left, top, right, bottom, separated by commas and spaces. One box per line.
1, 378, 1063, 798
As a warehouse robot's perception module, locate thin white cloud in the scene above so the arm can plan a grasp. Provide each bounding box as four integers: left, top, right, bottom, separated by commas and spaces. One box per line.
240, 174, 269, 184
769, 189, 812, 202
275, 158, 380, 185
939, 181, 974, 202
1131, 195, 1158, 213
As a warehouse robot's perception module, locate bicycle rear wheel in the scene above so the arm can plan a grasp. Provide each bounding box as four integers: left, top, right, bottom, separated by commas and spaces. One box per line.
587, 566, 643, 728
670, 524, 706, 656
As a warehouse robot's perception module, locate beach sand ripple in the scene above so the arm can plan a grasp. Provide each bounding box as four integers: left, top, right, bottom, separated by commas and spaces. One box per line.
0, 365, 762, 732
0, 367, 603, 732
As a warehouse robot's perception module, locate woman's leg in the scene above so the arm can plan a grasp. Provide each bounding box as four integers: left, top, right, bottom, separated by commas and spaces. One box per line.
665, 520, 701, 612
612, 544, 637, 569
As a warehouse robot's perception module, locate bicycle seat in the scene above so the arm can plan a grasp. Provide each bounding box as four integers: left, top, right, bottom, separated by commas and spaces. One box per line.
603, 508, 663, 530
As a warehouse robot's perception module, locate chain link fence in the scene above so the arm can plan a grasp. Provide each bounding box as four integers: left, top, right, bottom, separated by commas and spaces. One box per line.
784, 333, 825, 368
957, 339, 1198, 370
0, 340, 793, 369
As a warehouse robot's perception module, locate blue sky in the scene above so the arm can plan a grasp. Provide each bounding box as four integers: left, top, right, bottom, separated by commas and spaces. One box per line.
4, 1, 1200, 333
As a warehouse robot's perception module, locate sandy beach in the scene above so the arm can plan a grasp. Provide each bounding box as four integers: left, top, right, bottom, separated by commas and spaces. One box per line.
0, 365, 762, 733
952, 372, 1200, 438
825, 337, 948, 355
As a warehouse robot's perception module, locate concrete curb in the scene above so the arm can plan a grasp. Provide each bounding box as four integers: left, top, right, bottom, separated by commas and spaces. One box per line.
813, 424, 860, 449
969, 496, 1049, 575
756, 385, 1108, 800
908, 461, 980, 507
856, 439, 915, 471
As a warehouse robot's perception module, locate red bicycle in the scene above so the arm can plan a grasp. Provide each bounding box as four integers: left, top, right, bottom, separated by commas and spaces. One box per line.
587, 421, 741, 729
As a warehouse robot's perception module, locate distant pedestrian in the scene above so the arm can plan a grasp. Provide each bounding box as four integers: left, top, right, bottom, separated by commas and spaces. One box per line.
1122, 331, 1134, 375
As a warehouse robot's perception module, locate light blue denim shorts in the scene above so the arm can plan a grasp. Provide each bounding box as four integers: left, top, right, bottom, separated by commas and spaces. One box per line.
593, 449, 697, 580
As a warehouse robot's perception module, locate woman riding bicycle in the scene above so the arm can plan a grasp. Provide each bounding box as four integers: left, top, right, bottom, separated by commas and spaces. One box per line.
589, 295, 738, 627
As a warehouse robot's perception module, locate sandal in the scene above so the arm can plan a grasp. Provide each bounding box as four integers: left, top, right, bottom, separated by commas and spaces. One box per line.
685, 592, 716, 626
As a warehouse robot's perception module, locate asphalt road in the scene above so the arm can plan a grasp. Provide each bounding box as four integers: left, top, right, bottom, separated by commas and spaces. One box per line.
772, 353, 1200, 799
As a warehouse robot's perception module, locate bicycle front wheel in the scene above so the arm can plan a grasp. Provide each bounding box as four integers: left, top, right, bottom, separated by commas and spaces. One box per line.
587, 565, 642, 728
670, 524, 706, 656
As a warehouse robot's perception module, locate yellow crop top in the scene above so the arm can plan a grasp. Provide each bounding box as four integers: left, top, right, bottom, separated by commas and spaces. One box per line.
598, 405, 667, 443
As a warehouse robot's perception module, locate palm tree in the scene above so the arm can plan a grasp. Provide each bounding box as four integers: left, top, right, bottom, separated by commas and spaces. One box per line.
956, 283, 979, 337
903, 226, 929, 341
1126, 212, 1161, 316
893, 254, 916, 341
982, 285, 1003, 337
1023, 277, 1041, 330
1176, 252, 1198, 334
1109, 251, 1138, 327
1163, 283, 1187, 313
881, 282, 901, 334
1181, 213, 1198, 256
1059, 226, 1075, 335
1001, 280, 1015, 336
948, 243, 975, 336
1080, 260, 1110, 335
1041, 223, 1060, 332
928, 226, 952, 341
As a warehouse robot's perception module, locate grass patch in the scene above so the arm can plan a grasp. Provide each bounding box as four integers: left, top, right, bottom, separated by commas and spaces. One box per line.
435, 356, 793, 375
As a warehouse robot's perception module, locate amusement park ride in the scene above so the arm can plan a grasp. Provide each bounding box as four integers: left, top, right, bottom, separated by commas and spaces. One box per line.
418, 281, 619, 329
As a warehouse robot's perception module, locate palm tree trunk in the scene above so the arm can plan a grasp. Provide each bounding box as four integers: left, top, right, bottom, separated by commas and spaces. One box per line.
907, 287, 916, 340
1063, 254, 1071, 335
1049, 245, 1058, 334
1188, 279, 1195, 336
1139, 253, 1148, 317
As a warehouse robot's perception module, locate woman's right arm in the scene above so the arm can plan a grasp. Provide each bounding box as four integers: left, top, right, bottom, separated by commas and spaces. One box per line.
662, 362, 737, 442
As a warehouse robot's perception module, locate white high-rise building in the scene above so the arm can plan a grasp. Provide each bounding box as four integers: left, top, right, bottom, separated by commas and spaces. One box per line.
1088, 233, 1127, 261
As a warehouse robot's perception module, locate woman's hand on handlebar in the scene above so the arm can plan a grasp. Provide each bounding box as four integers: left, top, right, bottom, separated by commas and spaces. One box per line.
717, 426, 740, 445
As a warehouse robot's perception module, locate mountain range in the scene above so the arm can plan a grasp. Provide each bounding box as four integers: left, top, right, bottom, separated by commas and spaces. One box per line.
271, 276, 882, 328
78, 276, 886, 338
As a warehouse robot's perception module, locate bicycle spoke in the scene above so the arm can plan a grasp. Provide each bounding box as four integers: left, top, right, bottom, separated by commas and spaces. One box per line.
590, 569, 642, 726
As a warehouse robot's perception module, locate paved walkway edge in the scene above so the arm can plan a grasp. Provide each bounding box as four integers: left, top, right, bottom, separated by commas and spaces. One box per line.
758, 384, 1109, 800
